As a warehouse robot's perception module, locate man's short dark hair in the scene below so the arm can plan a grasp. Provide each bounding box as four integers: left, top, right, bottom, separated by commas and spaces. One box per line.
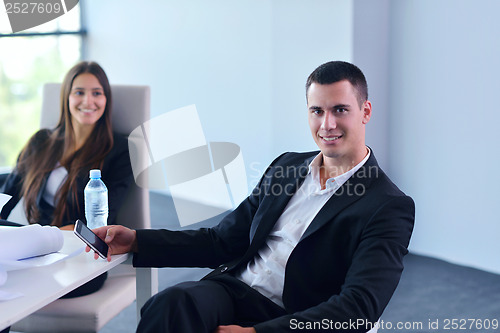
306, 61, 368, 107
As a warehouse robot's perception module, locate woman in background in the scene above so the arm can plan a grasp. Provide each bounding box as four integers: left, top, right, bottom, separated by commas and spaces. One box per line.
0, 61, 133, 296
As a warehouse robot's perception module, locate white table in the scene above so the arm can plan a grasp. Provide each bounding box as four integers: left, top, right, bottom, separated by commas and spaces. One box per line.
0, 231, 129, 331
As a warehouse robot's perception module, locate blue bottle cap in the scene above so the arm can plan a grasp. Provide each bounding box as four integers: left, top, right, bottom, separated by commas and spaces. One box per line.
89, 169, 101, 179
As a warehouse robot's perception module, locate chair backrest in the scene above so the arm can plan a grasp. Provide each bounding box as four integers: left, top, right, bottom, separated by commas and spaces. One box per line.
41, 83, 151, 230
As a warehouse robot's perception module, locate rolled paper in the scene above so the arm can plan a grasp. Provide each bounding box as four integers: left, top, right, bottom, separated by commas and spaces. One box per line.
0, 224, 63, 261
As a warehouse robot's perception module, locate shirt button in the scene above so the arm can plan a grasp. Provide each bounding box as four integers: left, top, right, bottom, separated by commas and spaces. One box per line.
295, 219, 300, 224
266, 269, 272, 275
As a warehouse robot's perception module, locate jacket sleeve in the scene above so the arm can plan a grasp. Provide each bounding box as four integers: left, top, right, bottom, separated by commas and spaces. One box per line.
254, 195, 415, 333
133, 153, 289, 268
133, 190, 260, 268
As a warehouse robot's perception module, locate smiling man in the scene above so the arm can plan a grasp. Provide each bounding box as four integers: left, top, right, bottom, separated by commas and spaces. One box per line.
307, 78, 371, 183
90, 61, 415, 333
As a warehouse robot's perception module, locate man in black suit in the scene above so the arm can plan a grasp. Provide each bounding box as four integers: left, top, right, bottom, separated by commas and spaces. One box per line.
91, 61, 415, 333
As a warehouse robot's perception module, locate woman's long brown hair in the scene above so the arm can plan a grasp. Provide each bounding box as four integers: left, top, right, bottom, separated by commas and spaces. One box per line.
17, 61, 114, 226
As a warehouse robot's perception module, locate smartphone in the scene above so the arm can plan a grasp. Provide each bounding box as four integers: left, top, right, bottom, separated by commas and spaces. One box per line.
74, 219, 109, 259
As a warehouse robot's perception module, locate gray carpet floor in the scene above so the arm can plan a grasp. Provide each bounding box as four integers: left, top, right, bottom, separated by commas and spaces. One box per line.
379, 254, 500, 332
94, 192, 500, 332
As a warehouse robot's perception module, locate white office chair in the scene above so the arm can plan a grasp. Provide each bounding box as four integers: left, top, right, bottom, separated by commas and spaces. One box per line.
11, 83, 153, 333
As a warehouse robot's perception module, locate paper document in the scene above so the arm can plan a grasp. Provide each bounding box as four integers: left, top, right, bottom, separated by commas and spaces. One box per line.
0, 224, 63, 261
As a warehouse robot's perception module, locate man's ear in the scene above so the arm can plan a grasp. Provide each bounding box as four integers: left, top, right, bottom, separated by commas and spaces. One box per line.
362, 100, 372, 124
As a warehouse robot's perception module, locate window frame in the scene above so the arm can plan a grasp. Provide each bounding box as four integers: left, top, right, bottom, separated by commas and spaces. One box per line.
0, 2, 87, 50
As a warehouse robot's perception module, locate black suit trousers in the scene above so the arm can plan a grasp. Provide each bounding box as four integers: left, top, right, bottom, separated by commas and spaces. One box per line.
136, 274, 287, 333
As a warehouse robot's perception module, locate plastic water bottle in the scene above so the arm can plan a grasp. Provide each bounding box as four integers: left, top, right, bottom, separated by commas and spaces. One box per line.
84, 169, 108, 229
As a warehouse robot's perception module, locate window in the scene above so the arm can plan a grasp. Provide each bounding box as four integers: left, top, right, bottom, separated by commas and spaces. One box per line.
0, 4, 85, 168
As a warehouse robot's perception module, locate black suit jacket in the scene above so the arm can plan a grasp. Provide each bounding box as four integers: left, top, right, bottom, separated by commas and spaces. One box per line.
133, 150, 415, 332
1, 130, 133, 227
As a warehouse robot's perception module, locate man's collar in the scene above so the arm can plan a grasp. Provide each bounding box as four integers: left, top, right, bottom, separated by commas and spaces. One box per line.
307, 147, 371, 177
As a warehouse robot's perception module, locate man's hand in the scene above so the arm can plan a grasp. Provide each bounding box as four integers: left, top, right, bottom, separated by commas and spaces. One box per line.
214, 325, 256, 333
85, 225, 137, 262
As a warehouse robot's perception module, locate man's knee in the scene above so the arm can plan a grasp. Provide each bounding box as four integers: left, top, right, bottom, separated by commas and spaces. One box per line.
139, 281, 234, 333
141, 282, 197, 316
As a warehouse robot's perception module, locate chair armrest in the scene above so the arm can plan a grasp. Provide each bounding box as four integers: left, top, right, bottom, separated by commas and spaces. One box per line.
109, 255, 136, 277
109, 254, 159, 321
136, 267, 158, 322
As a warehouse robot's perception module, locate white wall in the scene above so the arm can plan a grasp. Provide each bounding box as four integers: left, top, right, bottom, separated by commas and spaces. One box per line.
352, 0, 391, 171
269, 0, 353, 158
387, 0, 500, 274
84, 0, 354, 189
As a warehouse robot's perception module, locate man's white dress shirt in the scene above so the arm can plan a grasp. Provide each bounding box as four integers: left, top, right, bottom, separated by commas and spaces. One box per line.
237, 149, 371, 307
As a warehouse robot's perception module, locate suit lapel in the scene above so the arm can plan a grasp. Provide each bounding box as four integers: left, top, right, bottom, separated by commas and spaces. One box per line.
300, 153, 380, 241
248, 155, 313, 246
